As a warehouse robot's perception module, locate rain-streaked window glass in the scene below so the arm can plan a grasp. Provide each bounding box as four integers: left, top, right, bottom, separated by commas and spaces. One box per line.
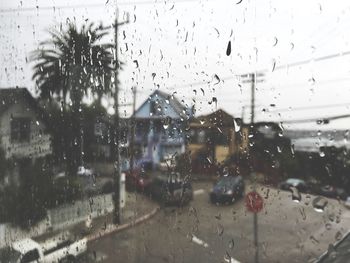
1, 0, 350, 263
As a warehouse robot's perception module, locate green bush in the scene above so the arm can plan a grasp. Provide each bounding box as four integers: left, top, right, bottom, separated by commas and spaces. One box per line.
0, 158, 82, 229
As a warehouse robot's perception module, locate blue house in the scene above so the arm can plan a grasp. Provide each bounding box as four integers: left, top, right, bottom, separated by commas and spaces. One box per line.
133, 90, 192, 168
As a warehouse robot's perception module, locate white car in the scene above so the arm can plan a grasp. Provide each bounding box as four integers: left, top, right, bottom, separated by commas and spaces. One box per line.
77, 166, 94, 177
3, 234, 87, 263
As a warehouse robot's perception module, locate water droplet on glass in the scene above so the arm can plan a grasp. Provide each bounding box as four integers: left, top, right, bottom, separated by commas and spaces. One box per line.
217, 224, 224, 236
273, 36, 278, 46
299, 207, 306, 220
226, 41, 231, 56
319, 150, 325, 157
290, 187, 301, 203
233, 119, 241, 132
277, 146, 282, 153
36, 120, 39, 125
200, 119, 205, 125
335, 231, 342, 241
304, 194, 311, 205
312, 196, 328, 212
228, 239, 234, 249
325, 223, 332, 230
224, 251, 233, 262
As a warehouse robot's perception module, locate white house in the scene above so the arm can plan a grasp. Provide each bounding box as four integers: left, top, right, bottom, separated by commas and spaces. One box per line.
0, 88, 52, 160
133, 90, 193, 167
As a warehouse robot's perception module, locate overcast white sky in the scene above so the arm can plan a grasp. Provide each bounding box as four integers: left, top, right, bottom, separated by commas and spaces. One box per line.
1, 0, 350, 130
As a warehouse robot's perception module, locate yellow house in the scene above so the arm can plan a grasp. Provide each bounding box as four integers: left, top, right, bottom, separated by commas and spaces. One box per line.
188, 109, 239, 166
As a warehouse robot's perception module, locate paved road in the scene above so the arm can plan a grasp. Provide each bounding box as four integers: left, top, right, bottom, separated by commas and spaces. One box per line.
86, 182, 350, 263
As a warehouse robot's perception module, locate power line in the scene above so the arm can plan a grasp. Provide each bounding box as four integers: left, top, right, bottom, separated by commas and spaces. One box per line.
280, 114, 350, 124
265, 102, 350, 114
0, 0, 206, 13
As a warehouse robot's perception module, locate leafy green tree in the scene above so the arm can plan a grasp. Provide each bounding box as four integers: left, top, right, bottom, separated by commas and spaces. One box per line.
31, 22, 114, 169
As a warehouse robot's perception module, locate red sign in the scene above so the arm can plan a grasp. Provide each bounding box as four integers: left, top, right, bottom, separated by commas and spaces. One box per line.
245, 191, 264, 213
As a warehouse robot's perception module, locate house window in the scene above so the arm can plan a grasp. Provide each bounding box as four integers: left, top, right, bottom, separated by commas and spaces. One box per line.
150, 100, 162, 116
11, 118, 31, 143
198, 130, 206, 144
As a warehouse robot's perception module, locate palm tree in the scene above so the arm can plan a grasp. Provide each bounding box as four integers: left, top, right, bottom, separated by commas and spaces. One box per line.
31, 22, 114, 108
31, 22, 114, 171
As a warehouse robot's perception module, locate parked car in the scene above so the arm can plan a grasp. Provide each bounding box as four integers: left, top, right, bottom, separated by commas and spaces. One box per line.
279, 178, 309, 192
0, 233, 87, 263
319, 185, 348, 200
210, 176, 245, 204
149, 173, 193, 206
77, 165, 96, 177
126, 166, 153, 192
344, 197, 350, 209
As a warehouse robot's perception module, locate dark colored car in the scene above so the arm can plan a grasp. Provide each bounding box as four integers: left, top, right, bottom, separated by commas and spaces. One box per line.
149, 173, 193, 206
125, 168, 153, 192
279, 178, 309, 192
319, 185, 347, 200
210, 176, 245, 204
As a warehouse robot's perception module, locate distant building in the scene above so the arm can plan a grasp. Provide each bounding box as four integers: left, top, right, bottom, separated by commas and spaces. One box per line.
0, 88, 52, 160
132, 90, 192, 168
188, 109, 239, 171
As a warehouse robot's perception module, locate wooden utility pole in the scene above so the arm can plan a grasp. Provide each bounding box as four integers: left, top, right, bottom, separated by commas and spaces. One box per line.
241, 72, 264, 263
113, 5, 129, 225
129, 86, 137, 176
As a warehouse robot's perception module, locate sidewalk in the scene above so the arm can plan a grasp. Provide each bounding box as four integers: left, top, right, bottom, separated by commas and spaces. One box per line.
36, 191, 160, 243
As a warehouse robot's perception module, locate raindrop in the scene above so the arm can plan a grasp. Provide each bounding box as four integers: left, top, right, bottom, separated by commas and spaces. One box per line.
304, 194, 311, 205
290, 42, 294, 50
233, 119, 241, 132
312, 196, 328, 212
213, 27, 220, 38
319, 150, 325, 157
163, 123, 169, 129
133, 60, 139, 68
226, 41, 231, 56
290, 144, 295, 155
290, 187, 301, 203
228, 239, 234, 249
224, 251, 233, 262
217, 224, 224, 236
152, 73, 156, 80
200, 119, 205, 125
325, 223, 332, 230
273, 37, 278, 46
299, 207, 306, 220
206, 157, 212, 164
236, 0, 243, 4
200, 88, 205, 96
271, 59, 276, 72
215, 213, 221, 220
213, 74, 220, 85
277, 146, 282, 153
308, 77, 316, 85
36, 120, 40, 125
335, 231, 342, 241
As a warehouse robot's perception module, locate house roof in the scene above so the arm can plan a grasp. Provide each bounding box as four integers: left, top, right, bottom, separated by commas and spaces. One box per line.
134, 90, 188, 119
0, 87, 49, 125
190, 109, 235, 128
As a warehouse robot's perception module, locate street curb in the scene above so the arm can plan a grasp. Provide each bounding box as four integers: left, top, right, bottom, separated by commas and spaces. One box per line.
86, 206, 160, 242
